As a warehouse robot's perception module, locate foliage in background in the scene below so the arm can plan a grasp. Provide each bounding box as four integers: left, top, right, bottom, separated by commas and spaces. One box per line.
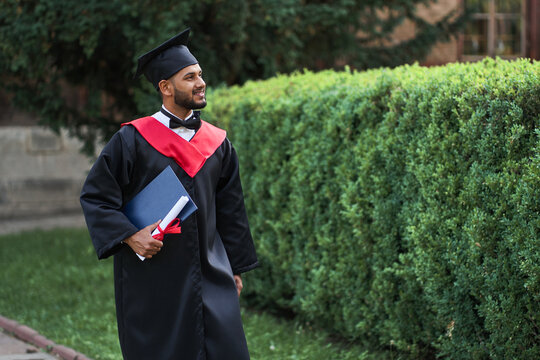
0, 229, 382, 360
0, 0, 463, 153
204, 58, 540, 359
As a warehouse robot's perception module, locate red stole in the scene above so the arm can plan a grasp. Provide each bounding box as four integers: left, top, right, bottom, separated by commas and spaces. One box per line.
122, 117, 226, 178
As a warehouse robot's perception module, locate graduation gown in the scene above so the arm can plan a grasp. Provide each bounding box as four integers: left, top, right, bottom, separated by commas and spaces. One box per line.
80, 114, 258, 360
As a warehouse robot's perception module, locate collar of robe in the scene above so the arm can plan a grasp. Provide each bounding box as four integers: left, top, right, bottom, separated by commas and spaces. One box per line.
122, 116, 226, 178
161, 108, 201, 130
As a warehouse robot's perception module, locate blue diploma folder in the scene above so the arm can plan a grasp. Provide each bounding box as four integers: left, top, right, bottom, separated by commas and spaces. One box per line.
122, 166, 197, 229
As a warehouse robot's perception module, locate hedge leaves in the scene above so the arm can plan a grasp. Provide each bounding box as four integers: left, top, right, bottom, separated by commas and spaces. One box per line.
206, 58, 539, 358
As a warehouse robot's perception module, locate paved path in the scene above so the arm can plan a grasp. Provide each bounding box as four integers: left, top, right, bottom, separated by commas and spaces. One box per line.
0, 213, 92, 360
0, 330, 56, 360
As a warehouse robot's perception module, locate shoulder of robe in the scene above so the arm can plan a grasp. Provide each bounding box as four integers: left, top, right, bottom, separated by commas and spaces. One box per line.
99, 124, 138, 159
213, 136, 233, 163
220, 136, 233, 151
117, 122, 138, 140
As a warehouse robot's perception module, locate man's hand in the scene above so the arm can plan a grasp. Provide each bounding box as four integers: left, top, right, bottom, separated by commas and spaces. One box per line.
124, 220, 163, 259
234, 275, 243, 297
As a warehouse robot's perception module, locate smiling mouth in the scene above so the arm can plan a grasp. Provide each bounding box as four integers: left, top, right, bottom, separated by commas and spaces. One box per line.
194, 89, 205, 97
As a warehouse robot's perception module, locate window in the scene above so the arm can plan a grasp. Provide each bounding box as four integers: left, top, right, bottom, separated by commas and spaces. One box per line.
462, 0, 526, 59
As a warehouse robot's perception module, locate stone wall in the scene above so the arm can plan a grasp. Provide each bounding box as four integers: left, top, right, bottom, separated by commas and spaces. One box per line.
0, 126, 94, 219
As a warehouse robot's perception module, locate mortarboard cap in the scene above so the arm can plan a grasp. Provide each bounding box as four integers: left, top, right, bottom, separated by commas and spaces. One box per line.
134, 28, 198, 90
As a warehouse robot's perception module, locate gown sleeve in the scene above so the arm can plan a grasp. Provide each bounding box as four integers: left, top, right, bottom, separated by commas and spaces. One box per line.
215, 139, 259, 274
80, 127, 139, 259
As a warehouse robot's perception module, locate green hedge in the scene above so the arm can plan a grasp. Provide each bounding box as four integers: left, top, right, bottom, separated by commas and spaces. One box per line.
205, 58, 539, 359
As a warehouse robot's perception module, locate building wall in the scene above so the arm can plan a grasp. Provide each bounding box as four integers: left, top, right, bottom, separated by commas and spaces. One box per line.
409, 0, 539, 64
528, 0, 540, 58
0, 126, 93, 219
420, 0, 461, 65
0, 90, 97, 219
388, 0, 461, 66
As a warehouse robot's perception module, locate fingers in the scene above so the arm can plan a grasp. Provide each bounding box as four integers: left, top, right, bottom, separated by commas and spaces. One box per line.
234, 275, 243, 296
128, 220, 165, 259
145, 220, 162, 233
139, 238, 163, 258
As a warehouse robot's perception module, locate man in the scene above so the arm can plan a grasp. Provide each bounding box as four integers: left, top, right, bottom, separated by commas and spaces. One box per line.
80, 28, 258, 359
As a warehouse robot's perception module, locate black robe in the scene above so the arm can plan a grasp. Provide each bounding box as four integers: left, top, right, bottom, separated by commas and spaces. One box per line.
80, 117, 258, 360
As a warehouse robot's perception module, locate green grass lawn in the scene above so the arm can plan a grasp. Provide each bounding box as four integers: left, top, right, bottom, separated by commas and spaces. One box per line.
0, 228, 374, 360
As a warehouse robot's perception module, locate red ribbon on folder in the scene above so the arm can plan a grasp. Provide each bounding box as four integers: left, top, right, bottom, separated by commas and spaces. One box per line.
152, 218, 182, 241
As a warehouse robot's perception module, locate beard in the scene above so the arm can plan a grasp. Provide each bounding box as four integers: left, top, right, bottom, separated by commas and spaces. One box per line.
173, 86, 207, 110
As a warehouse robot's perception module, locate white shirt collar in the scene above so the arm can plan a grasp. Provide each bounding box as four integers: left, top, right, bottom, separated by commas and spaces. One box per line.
162, 105, 193, 122
151, 106, 196, 141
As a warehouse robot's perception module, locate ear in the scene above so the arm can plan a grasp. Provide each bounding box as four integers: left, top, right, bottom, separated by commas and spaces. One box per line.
158, 80, 173, 97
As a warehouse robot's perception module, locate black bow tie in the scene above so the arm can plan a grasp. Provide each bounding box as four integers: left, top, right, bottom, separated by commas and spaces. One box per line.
161, 109, 201, 130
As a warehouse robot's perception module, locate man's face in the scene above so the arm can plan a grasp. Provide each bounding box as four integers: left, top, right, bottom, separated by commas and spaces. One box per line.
170, 63, 206, 110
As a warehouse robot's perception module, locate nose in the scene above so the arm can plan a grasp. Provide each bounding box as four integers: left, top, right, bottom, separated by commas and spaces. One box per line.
197, 76, 205, 88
